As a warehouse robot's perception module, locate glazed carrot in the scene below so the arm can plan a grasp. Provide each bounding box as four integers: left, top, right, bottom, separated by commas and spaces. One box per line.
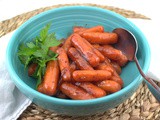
111, 61, 122, 74
92, 48, 105, 62
75, 82, 106, 98
110, 72, 123, 87
60, 82, 95, 100
56, 47, 71, 81
73, 26, 87, 33
37, 60, 60, 96
96, 58, 123, 87
104, 59, 123, 86
81, 32, 118, 44
104, 57, 114, 67
55, 90, 69, 99
69, 62, 77, 82
93, 44, 128, 66
78, 25, 104, 35
82, 39, 105, 62
69, 61, 77, 73
96, 80, 121, 93
28, 63, 37, 76
68, 47, 94, 70
71, 34, 100, 67
62, 34, 73, 52
72, 70, 112, 82
95, 61, 114, 74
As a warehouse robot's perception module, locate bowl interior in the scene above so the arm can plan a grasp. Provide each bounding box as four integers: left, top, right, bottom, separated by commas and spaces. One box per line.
7, 6, 150, 105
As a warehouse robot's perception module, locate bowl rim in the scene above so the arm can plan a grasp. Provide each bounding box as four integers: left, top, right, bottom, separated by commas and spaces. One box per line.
6, 5, 151, 105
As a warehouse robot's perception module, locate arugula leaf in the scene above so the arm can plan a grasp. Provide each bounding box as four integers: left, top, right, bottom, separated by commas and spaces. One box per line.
18, 23, 61, 88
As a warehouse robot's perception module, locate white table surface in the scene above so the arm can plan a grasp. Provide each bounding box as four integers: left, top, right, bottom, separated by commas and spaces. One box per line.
0, 0, 160, 22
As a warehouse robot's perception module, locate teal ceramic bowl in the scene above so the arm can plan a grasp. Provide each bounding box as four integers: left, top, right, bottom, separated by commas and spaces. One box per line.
6, 6, 150, 116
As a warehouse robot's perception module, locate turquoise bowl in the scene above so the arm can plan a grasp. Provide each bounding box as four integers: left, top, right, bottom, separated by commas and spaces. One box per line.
6, 6, 150, 116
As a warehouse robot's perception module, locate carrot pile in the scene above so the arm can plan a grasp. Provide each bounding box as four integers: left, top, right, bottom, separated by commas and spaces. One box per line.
29, 25, 128, 100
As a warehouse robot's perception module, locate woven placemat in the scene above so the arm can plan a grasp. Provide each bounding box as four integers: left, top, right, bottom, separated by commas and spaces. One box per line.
0, 3, 159, 120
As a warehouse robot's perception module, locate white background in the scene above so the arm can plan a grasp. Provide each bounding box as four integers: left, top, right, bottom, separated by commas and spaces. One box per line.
0, 0, 160, 22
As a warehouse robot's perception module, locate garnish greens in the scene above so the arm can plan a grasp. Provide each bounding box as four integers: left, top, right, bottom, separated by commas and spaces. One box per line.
18, 24, 61, 88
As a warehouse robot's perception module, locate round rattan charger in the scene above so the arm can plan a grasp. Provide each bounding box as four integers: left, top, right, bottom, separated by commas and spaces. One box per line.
1, 3, 160, 120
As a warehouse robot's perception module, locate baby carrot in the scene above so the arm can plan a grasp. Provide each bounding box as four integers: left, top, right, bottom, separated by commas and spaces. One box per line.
81, 32, 118, 44
37, 60, 60, 96
56, 47, 71, 81
96, 80, 121, 93
72, 70, 112, 82
75, 82, 106, 98
60, 82, 95, 100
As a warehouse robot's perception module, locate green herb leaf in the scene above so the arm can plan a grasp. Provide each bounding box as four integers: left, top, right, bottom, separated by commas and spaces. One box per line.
36, 66, 42, 88
18, 23, 61, 88
40, 23, 51, 42
26, 42, 36, 48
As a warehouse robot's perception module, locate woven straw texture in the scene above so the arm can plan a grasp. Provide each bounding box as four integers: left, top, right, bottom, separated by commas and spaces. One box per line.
0, 3, 159, 120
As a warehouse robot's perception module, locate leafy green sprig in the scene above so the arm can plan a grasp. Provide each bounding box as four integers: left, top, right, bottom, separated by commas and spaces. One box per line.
18, 24, 61, 87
